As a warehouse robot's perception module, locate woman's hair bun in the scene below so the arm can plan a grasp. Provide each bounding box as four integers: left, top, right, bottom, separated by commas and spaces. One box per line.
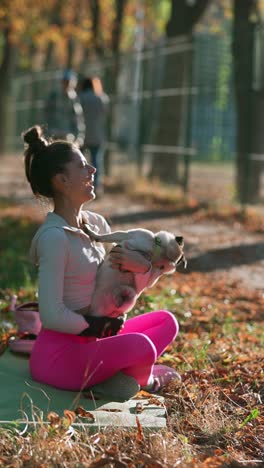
23, 125, 47, 152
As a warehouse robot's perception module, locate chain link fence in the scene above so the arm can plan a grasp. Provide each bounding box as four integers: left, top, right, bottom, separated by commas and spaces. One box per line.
6, 31, 264, 202
7, 32, 235, 156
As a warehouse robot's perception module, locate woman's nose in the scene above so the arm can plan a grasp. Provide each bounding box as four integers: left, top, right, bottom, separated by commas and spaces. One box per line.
88, 164, 96, 174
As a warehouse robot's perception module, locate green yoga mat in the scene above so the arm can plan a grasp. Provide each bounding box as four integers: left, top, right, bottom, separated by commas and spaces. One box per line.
0, 350, 106, 421
0, 350, 166, 429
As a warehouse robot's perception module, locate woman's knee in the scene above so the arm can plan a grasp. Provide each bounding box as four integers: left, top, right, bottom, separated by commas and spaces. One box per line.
154, 310, 179, 339
126, 333, 157, 362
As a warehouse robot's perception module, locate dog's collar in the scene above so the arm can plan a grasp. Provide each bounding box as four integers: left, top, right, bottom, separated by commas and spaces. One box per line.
152, 236, 162, 260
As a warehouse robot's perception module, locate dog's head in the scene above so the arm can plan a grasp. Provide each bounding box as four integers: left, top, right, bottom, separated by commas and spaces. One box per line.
153, 231, 187, 273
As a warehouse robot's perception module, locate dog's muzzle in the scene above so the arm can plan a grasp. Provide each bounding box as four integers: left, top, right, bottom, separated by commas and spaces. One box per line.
176, 253, 187, 269
175, 236, 184, 246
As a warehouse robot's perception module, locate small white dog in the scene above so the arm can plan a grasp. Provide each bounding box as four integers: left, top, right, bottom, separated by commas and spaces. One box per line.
84, 226, 186, 318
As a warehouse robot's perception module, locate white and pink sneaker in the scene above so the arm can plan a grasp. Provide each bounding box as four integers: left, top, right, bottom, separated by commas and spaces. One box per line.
8, 297, 41, 354
144, 364, 181, 393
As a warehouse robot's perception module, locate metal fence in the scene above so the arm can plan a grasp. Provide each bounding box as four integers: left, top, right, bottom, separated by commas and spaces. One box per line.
7, 31, 236, 161
14, 31, 264, 203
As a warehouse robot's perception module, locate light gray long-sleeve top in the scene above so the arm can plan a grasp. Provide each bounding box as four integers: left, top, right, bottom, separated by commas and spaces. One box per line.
30, 211, 159, 335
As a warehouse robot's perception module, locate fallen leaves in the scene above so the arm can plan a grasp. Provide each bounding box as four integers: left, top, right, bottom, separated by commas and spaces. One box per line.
46, 406, 96, 429
135, 416, 144, 442
1, 197, 264, 466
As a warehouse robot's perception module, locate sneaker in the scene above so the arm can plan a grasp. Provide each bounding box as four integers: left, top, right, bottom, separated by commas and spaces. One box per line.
8, 297, 41, 355
146, 364, 181, 393
8, 333, 38, 355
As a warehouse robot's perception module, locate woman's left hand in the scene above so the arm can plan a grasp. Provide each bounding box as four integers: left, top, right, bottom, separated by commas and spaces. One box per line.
108, 245, 151, 274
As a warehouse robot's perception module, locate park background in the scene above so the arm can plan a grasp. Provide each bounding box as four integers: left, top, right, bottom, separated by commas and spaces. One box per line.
0, 1, 264, 467
1, 0, 264, 204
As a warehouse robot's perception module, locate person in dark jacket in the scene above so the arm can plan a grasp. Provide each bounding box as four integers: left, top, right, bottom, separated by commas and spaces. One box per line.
80, 76, 109, 194
45, 69, 85, 147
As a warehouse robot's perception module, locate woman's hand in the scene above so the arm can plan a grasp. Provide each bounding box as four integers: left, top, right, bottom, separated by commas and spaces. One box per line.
108, 245, 151, 274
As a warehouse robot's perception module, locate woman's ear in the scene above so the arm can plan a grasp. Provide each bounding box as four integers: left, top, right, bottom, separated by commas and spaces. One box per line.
52, 172, 69, 192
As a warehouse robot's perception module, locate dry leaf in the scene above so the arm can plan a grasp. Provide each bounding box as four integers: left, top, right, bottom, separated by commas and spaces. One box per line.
135, 415, 144, 442
63, 409, 76, 425
74, 406, 96, 422
47, 411, 61, 427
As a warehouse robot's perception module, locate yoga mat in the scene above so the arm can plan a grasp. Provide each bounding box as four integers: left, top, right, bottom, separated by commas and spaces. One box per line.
0, 350, 166, 429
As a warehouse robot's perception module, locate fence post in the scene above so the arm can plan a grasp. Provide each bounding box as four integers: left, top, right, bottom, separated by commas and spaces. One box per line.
182, 37, 194, 194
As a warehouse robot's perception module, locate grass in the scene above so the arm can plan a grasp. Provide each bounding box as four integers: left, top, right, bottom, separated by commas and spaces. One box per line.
0, 216, 38, 290
0, 195, 263, 466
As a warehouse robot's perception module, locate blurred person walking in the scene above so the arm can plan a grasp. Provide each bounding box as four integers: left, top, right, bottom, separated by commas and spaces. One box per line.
80, 76, 109, 195
45, 70, 85, 147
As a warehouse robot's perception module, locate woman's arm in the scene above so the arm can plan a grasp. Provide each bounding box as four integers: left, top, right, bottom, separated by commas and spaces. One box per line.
37, 229, 88, 334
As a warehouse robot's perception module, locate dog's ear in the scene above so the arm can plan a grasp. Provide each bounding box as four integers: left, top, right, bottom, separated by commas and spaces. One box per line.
175, 236, 184, 246
166, 238, 180, 262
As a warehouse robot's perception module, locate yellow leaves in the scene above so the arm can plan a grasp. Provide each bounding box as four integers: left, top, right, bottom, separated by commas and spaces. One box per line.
61, 4, 76, 24
0, 0, 121, 53
0, 2, 49, 43
11, 17, 25, 35
62, 24, 87, 41
38, 25, 64, 44
0, 8, 7, 20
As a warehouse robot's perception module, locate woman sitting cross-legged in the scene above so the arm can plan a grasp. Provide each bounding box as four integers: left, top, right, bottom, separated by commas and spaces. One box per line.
22, 125, 181, 397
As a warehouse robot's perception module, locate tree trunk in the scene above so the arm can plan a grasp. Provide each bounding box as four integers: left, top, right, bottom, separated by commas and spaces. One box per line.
44, 0, 63, 69
0, 25, 17, 155
250, 90, 264, 199
89, 0, 104, 55
149, 0, 210, 185
232, 0, 261, 204
166, 0, 211, 37
104, 0, 127, 175
66, 38, 75, 70
149, 36, 193, 183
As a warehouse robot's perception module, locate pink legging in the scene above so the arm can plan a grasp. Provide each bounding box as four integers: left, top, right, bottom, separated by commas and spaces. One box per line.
30, 310, 178, 391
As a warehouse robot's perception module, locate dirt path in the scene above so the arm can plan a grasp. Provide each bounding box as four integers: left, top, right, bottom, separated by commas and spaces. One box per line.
103, 203, 264, 292
1, 155, 263, 292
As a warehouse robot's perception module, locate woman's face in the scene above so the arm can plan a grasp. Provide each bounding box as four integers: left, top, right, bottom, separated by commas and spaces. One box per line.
62, 149, 96, 204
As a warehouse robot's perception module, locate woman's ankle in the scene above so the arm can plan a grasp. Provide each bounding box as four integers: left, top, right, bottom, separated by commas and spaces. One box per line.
142, 365, 181, 393
141, 376, 161, 393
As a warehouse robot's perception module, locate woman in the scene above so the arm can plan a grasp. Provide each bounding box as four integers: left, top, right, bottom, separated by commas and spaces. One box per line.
23, 125, 180, 394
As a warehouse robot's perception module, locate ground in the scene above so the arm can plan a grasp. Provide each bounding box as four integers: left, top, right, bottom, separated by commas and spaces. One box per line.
0, 154, 263, 466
